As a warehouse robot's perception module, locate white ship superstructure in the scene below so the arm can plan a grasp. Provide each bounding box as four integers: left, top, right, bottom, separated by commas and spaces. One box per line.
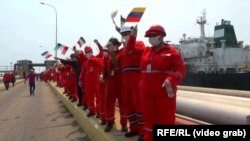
177, 9, 250, 74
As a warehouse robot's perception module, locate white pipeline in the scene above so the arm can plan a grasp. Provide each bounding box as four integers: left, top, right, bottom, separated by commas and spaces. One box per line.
176, 96, 250, 124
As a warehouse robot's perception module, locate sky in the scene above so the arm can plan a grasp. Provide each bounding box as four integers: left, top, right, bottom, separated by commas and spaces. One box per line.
1, 0, 250, 72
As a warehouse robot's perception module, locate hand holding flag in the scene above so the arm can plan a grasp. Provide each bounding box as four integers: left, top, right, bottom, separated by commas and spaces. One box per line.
94, 39, 99, 44
131, 24, 138, 37
111, 9, 119, 31
120, 15, 126, 27
54, 56, 59, 60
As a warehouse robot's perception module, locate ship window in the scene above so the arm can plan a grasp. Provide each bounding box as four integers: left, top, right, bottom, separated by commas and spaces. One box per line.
226, 68, 236, 73
219, 68, 224, 73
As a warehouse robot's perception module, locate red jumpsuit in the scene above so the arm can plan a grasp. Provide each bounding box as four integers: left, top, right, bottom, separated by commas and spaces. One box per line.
3, 73, 11, 90
63, 65, 71, 95
140, 43, 186, 141
78, 52, 102, 115
94, 43, 105, 118
120, 37, 145, 136
96, 57, 106, 122
68, 66, 78, 101
79, 63, 87, 108
103, 50, 127, 126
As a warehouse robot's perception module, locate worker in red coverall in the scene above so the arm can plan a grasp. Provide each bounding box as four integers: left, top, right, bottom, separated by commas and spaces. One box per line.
77, 45, 103, 117
117, 25, 145, 141
93, 39, 106, 124
57, 54, 81, 103
135, 25, 186, 141
78, 59, 88, 110
3, 72, 12, 90
63, 64, 71, 96
100, 37, 128, 133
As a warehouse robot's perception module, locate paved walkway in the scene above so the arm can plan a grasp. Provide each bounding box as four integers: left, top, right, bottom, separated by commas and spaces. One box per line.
0, 81, 90, 141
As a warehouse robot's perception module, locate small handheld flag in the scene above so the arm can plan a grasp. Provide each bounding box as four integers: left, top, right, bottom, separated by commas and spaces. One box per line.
126, 7, 146, 23
77, 37, 86, 47
111, 9, 118, 20
54, 43, 69, 55
41, 51, 52, 59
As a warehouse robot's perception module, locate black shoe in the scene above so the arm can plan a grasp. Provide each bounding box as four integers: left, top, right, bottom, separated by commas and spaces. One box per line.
121, 125, 128, 132
71, 99, 77, 102
104, 123, 113, 132
87, 112, 95, 117
125, 131, 139, 137
83, 106, 88, 110
138, 135, 144, 141
77, 103, 82, 106
101, 120, 106, 125
96, 114, 100, 118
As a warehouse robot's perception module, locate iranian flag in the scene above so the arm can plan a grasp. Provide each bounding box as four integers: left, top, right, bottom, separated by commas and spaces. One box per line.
54, 43, 69, 55
77, 37, 86, 47
41, 51, 52, 59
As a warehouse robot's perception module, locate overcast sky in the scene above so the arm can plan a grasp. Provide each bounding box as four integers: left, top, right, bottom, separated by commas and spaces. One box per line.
1, 0, 250, 72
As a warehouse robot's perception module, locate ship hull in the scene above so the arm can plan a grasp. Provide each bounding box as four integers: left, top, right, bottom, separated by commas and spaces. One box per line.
181, 72, 250, 90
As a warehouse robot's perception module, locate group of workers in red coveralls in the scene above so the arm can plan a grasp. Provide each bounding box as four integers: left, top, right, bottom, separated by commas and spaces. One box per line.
39, 24, 186, 141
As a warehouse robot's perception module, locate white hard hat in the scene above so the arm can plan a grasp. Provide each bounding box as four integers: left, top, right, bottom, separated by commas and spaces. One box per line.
120, 26, 133, 33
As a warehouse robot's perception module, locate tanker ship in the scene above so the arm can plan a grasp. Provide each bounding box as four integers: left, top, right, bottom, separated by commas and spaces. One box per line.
175, 10, 250, 90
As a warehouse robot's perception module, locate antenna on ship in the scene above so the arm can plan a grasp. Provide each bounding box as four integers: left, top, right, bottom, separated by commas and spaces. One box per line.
196, 9, 207, 41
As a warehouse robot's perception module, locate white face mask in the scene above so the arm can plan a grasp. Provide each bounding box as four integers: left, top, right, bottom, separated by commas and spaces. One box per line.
148, 35, 161, 46
86, 52, 93, 58
121, 35, 130, 47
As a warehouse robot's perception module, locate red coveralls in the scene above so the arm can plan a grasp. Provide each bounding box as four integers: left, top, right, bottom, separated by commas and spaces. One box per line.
103, 50, 127, 126
3, 73, 11, 90
140, 43, 186, 141
94, 43, 105, 117
69, 66, 78, 101
96, 57, 106, 122
63, 65, 71, 95
58, 65, 66, 88
78, 52, 102, 115
120, 38, 145, 136
79, 62, 87, 108
55, 67, 62, 87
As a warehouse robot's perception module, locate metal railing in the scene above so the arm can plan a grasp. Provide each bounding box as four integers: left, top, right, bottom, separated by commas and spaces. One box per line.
0, 66, 13, 72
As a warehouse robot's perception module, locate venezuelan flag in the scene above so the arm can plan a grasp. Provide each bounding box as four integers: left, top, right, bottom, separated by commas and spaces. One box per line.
126, 7, 146, 22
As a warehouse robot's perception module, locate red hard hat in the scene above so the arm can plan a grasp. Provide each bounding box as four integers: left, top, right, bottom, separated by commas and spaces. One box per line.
144, 24, 166, 37
84, 46, 92, 53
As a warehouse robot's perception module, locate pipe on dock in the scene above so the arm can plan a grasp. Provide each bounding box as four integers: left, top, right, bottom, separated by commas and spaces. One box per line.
177, 97, 250, 124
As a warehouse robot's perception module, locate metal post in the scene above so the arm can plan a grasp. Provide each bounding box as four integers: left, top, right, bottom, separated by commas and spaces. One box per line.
40, 2, 58, 57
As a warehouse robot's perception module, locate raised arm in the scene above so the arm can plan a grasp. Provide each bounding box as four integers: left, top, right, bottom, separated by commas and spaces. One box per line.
94, 39, 104, 57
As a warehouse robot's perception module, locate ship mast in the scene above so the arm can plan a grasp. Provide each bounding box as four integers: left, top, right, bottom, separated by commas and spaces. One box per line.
196, 9, 207, 41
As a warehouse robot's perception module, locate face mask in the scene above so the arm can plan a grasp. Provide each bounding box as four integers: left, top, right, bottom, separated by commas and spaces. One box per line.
86, 52, 93, 58
121, 35, 130, 47
148, 35, 161, 46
